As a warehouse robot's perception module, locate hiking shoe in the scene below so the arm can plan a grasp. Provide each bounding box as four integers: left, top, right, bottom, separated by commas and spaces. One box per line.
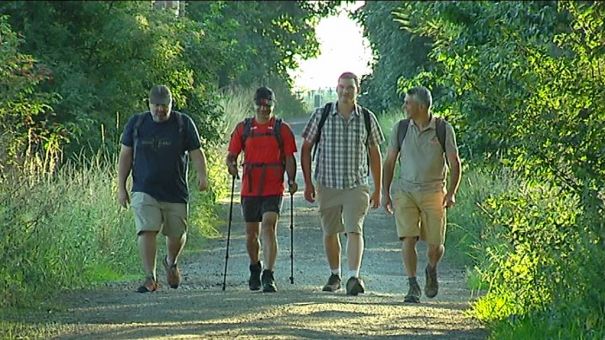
249, 261, 262, 291
322, 274, 341, 292
136, 276, 158, 293
345, 276, 365, 296
404, 278, 422, 303
261, 270, 277, 293
163, 256, 181, 289
425, 264, 439, 298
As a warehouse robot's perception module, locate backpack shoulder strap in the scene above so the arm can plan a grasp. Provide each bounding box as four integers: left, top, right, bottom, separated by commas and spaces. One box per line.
174, 111, 184, 135
317, 103, 332, 141
273, 118, 285, 162
435, 117, 446, 154
273, 118, 283, 142
241, 117, 253, 150
312, 103, 332, 161
396, 119, 410, 152
361, 106, 371, 146
133, 112, 147, 140
132, 112, 148, 165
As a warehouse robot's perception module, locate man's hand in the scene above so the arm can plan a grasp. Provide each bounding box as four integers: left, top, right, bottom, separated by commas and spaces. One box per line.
288, 181, 298, 195
304, 183, 316, 203
198, 175, 208, 191
443, 192, 456, 208
227, 163, 239, 179
382, 193, 393, 215
369, 190, 381, 209
118, 188, 130, 208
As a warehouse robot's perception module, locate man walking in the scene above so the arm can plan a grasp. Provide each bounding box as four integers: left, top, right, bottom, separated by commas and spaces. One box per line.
118, 84, 208, 293
226, 86, 298, 293
382, 86, 461, 303
301, 72, 384, 295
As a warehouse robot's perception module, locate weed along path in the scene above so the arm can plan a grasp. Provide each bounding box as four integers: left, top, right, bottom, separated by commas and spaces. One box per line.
14, 118, 486, 339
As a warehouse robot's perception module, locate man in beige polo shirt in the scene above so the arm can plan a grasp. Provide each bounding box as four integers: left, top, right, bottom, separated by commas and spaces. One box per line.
382, 86, 461, 303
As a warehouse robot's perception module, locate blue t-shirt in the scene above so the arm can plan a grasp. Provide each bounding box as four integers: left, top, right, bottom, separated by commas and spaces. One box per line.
120, 111, 201, 203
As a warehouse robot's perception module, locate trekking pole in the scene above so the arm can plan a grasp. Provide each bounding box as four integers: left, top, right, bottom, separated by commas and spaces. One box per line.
289, 192, 294, 284
222, 175, 236, 291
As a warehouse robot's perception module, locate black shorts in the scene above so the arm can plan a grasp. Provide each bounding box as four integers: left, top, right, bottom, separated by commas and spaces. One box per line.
241, 195, 283, 222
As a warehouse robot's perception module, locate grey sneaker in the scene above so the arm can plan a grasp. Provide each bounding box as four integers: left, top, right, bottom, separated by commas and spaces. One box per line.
248, 262, 262, 291
425, 265, 439, 298
404, 278, 421, 303
322, 274, 341, 292
261, 270, 277, 293
345, 276, 365, 296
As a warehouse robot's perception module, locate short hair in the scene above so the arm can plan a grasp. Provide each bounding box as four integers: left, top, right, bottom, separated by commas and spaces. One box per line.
338, 72, 360, 89
406, 86, 432, 109
254, 86, 274, 103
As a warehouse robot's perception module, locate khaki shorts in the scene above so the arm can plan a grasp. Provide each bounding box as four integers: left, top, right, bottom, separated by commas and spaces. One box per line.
392, 190, 446, 245
131, 192, 188, 237
317, 184, 370, 235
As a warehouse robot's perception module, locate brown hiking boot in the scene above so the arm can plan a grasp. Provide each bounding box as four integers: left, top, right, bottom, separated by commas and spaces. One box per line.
136, 276, 158, 293
163, 256, 181, 289
322, 274, 341, 292
404, 278, 421, 303
345, 276, 365, 296
425, 264, 439, 298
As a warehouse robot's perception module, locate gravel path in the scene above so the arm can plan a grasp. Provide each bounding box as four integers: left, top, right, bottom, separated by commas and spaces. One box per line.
9, 117, 487, 339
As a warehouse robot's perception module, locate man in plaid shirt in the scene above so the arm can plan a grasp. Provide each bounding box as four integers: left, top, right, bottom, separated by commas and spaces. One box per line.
301, 72, 385, 295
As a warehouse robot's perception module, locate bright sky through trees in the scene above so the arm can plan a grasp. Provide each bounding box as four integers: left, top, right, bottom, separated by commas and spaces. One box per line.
289, 1, 372, 91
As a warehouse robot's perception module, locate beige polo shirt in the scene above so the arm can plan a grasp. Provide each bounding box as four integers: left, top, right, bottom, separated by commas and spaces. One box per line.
388, 116, 458, 193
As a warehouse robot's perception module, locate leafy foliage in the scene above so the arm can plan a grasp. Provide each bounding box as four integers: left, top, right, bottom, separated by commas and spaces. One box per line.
365, 1, 605, 337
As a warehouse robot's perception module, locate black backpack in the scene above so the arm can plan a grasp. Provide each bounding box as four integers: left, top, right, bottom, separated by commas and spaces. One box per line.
311, 102, 372, 162
395, 116, 447, 164
132, 111, 186, 165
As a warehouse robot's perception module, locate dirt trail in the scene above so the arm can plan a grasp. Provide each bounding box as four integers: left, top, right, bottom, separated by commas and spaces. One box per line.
11, 117, 486, 339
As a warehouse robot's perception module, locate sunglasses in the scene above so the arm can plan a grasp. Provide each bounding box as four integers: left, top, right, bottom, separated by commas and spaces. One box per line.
255, 98, 274, 107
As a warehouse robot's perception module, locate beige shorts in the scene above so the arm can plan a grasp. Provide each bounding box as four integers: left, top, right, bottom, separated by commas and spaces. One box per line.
317, 184, 370, 235
131, 192, 188, 237
392, 190, 446, 245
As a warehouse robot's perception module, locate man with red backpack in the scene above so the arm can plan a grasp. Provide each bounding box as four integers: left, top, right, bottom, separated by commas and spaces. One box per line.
226, 86, 298, 293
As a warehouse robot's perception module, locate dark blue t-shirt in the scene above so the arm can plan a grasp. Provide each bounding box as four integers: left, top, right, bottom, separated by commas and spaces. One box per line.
120, 111, 201, 203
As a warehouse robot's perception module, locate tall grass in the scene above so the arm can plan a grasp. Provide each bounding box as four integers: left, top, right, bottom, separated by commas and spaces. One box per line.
0, 145, 227, 310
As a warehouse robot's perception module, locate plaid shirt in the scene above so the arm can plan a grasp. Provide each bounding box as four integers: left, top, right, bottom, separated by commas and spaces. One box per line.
302, 102, 385, 189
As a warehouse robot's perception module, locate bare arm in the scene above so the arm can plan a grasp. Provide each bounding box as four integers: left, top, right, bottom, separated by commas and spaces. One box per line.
382, 147, 398, 196
444, 152, 461, 207
285, 155, 296, 183
301, 140, 315, 203
381, 147, 399, 214
117, 145, 133, 208
189, 148, 208, 191
301, 141, 313, 186
368, 144, 382, 209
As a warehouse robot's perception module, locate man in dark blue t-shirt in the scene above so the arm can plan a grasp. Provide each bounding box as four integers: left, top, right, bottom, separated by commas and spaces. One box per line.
117, 84, 208, 293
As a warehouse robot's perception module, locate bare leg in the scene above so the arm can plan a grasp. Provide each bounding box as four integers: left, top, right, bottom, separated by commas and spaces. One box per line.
324, 233, 341, 272
261, 212, 279, 270
427, 244, 445, 269
402, 237, 418, 277
138, 231, 158, 278
246, 222, 261, 264
346, 232, 364, 275
166, 233, 186, 266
